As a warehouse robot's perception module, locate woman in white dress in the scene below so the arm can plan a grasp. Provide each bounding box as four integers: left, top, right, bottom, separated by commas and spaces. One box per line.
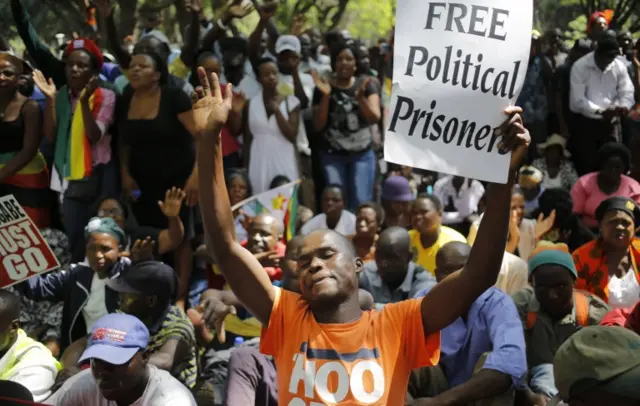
243, 58, 301, 194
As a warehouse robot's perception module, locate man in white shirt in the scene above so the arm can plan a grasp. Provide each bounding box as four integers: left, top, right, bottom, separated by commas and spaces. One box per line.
434, 176, 485, 235
300, 185, 356, 236
569, 34, 635, 174
51, 313, 196, 406
0, 290, 60, 402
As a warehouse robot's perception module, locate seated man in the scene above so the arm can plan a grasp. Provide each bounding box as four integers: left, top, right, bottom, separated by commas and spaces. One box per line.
300, 184, 356, 236
107, 261, 197, 389
206, 213, 287, 289
408, 242, 527, 406
511, 243, 609, 404
51, 314, 196, 405
0, 290, 60, 402
552, 326, 640, 406
194, 236, 374, 406
194, 68, 528, 405
358, 227, 436, 310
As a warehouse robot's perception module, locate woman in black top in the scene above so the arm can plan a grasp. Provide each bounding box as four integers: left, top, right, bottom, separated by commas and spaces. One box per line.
312, 42, 381, 211
118, 50, 198, 309
0, 53, 49, 227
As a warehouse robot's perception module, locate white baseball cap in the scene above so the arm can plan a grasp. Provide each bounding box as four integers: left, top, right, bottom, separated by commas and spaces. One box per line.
275, 35, 301, 55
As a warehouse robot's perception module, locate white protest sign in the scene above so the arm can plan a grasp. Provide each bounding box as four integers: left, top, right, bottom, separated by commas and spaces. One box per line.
385, 0, 533, 183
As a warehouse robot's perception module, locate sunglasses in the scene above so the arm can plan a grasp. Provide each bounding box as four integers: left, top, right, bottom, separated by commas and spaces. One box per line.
0, 69, 17, 78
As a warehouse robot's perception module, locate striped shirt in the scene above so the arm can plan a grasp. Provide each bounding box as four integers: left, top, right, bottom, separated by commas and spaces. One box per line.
146, 305, 197, 389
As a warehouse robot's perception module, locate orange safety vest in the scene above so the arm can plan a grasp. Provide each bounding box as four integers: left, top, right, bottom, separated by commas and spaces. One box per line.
527, 291, 590, 329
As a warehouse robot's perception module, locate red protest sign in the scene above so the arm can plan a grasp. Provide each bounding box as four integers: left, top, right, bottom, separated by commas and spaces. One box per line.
0, 195, 60, 288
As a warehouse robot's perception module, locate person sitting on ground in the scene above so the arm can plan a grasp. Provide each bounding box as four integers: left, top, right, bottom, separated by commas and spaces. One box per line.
358, 227, 436, 310
532, 134, 578, 191
511, 242, 609, 404
351, 202, 384, 263
408, 241, 527, 406
573, 197, 640, 308
191, 66, 529, 405
409, 194, 466, 275
299, 184, 356, 236
17, 217, 131, 354
204, 212, 288, 290
571, 143, 640, 233
50, 313, 197, 405
552, 326, 640, 406
380, 175, 413, 229
199, 236, 372, 406
0, 290, 60, 402
107, 261, 197, 390
434, 175, 485, 236
93, 188, 186, 257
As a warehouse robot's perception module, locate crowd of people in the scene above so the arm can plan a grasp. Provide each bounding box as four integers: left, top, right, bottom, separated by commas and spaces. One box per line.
1, 1, 640, 405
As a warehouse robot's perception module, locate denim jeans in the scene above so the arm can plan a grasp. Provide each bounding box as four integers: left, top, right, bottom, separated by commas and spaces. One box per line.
530, 363, 558, 398
320, 149, 375, 212
63, 161, 120, 262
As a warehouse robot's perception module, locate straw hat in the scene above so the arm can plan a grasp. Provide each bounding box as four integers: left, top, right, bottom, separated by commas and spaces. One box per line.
537, 134, 571, 158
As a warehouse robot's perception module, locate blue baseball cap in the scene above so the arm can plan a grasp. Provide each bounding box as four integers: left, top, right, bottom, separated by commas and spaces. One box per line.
78, 314, 149, 365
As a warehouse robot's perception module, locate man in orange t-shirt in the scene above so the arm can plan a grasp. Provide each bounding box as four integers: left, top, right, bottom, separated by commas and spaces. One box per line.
191, 67, 531, 405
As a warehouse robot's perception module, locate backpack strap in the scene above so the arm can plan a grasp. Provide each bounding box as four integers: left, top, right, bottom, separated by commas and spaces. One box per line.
573, 291, 590, 327
527, 292, 590, 330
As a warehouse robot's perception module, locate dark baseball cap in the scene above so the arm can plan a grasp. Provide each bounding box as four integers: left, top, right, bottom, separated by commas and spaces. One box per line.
107, 260, 177, 299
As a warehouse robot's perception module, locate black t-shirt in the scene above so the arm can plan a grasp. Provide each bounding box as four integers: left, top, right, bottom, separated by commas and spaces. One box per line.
119, 86, 194, 189
312, 76, 378, 154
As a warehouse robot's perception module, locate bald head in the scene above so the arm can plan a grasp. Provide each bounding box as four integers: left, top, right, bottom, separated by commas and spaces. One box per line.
305, 229, 357, 258
377, 227, 410, 254
251, 213, 284, 236
247, 213, 284, 254
435, 242, 471, 282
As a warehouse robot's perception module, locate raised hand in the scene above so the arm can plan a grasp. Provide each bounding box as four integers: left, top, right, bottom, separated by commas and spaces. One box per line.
228, 0, 253, 19
312, 70, 331, 96
356, 77, 371, 100
94, 0, 113, 16
535, 209, 557, 241
191, 67, 233, 140
80, 76, 99, 103
495, 106, 531, 173
130, 237, 155, 262
158, 187, 186, 218
255, 0, 277, 19
197, 292, 237, 343
32, 70, 56, 100
185, 0, 203, 14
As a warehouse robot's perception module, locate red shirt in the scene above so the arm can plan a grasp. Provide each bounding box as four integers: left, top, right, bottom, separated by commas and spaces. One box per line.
206, 241, 286, 288
600, 301, 640, 334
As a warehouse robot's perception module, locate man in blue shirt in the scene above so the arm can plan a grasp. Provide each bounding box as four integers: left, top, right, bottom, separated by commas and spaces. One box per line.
408, 241, 527, 406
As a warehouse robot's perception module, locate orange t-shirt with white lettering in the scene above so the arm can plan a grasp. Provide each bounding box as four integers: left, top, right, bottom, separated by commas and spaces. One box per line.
260, 287, 441, 405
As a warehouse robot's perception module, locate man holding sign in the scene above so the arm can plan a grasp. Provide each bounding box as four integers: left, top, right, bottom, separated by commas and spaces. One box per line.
385, 0, 532, 183
0, 195, 59, 289
192, 64, 529, 405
